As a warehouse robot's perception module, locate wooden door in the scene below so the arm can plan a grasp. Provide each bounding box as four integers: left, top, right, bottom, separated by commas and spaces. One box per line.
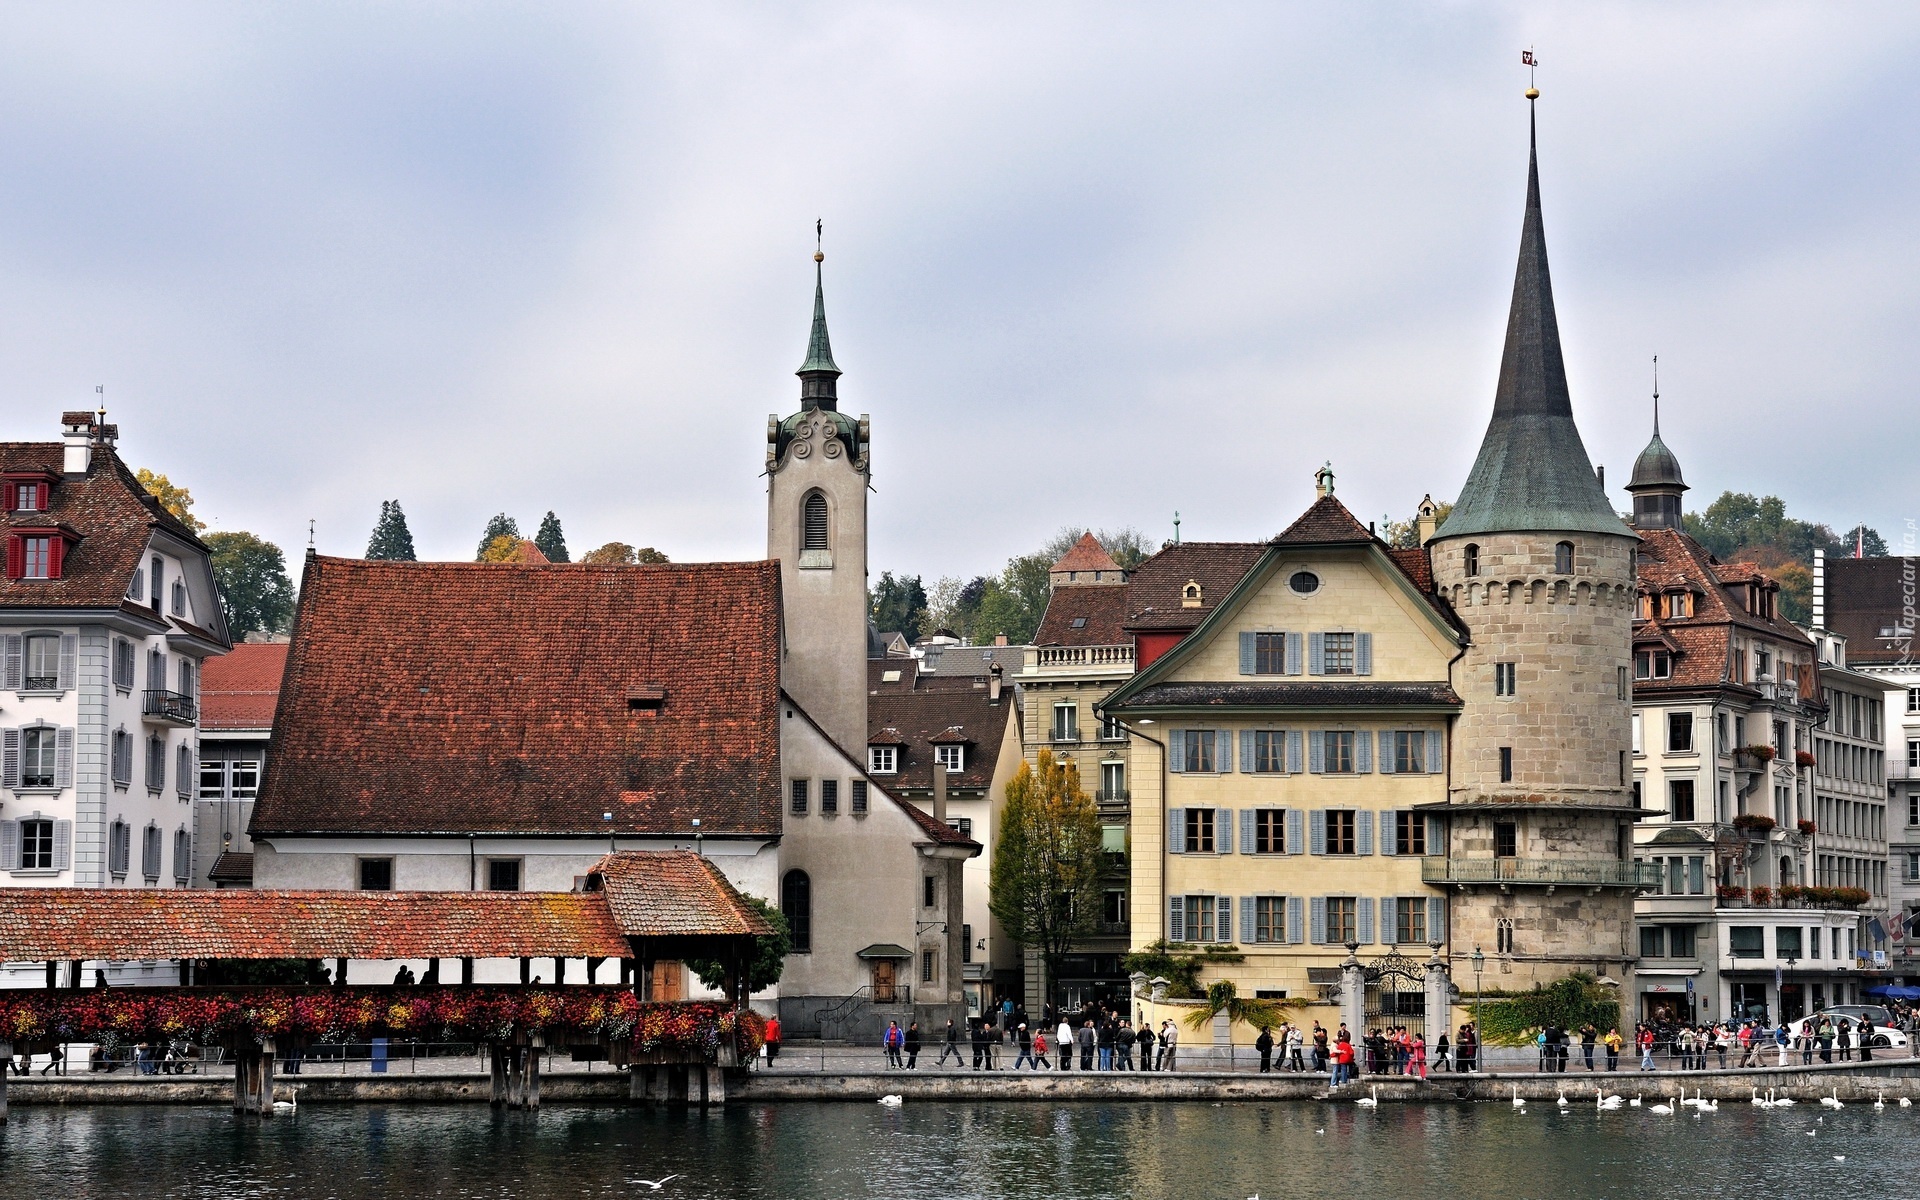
872, 960, 897, 1004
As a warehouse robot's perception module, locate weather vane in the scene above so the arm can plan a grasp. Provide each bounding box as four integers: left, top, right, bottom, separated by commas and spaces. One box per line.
815, 218, 823, 263
1522, 48, 1539, 99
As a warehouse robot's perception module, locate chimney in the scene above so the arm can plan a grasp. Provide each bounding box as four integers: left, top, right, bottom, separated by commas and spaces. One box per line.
61, 411, 94, 475
1813, 549, 1825, 630
988, 664, 1003, 704
932, 763, 948, 825
1595, 464, 1605, 491
994, 634, 1008, 647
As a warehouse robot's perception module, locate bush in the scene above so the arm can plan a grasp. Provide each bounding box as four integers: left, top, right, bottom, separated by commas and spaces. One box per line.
1795, 750, 1817, 768
1796, 819, 1817, 836
1739, 745, 1777, 762
1731, 813, 1777, 833
1716, 885, 1747, 904
1120, 940, 1246, 999
1474, 974, 1620, 1047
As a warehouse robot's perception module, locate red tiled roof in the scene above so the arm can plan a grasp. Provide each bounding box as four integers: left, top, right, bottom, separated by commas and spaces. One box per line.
1631, 529, 1815, 692
200, 642, 290, 731
0, 440, 217, 630
586, 851, 774, 938
0, 888, 635, 961
251, 556, 782, 837
1123, 542, 1266, 631
207, 852, 254, 884
1051, 532, 1121, 573
1274, 494, 1373, 545
787, 693, 978, 849
507, 540, 551, 565
1386, 547, 1435, 592
1034, 583, 1130, 646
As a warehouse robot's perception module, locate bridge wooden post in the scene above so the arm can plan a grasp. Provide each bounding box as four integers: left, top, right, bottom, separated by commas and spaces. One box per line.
0, 1039, 10, 1123
488, 1044, 508, 1107
699, 1064, 725, 1109
258, 1038, 277, 1116
524, 1036, 543, 1111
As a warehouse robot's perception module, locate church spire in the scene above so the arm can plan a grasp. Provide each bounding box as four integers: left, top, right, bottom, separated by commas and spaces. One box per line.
797, 222, 842, 411
1434, 90, 1627, 542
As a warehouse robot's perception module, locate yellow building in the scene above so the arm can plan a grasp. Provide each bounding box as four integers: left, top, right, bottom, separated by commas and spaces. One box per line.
1108, 489, 1463, 1027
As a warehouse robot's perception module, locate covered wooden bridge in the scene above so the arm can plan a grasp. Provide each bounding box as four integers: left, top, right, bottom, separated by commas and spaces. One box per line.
0, 851, 772, 1117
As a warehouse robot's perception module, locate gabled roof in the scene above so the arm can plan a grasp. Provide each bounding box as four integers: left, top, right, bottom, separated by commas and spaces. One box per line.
251, 556, 782, 837
200, 641, 290, 731
586, 850, 774, 937
0, 439, 224, 645
1051, 532, 1122, 573
867, 667, 1017, 796
1274, 494, 1373, 545
1434, 108, 1630, 542
1631, 528, 1815, 691
1035, 583, 1131, 646
1123, 542, 1267, 632
915, 643, 1024, 688
790, 691, 978, 850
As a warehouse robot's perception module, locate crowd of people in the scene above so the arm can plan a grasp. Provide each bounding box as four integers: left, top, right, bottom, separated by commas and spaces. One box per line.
874, 999, 1196, 1072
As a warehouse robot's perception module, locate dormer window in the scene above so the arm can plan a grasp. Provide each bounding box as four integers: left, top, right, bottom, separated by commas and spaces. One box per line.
935, 744, 964, 772
6, 529, 73, 581
1667, 592, 1692, 619
3, 471, 54, 514
1634, 649, 1672, 680
1181, 579, 1203, 608
867, 745, 897, 774
1636, 594, 1655, 620
150, 556, 164, 611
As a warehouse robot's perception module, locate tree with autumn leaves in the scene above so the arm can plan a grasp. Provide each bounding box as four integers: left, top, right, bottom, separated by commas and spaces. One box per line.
989, 748, 1108, 1004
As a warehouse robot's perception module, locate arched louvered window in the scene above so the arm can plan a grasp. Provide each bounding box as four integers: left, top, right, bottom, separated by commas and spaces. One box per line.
802, 493, 829, 551
782, 869, 812, 953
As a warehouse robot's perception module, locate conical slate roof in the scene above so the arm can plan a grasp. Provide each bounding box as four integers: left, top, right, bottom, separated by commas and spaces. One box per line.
1435, 108, 1630, 542
797, 260, 840, 378
1627, 416, 1686, 492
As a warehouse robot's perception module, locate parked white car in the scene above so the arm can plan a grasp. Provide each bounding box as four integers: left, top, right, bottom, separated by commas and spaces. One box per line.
1811, 1007, 1908, 1050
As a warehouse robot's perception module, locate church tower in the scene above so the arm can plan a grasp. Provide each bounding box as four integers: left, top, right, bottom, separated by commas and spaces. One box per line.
767, 245, 871, 753
1427, 95, 1644, 986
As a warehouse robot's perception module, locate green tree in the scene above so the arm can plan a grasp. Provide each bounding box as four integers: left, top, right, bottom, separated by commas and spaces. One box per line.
476, 513, 519, 561
365, 500, 417, 561
869, 572, 928, 642
136, 468, 205, 534
1381, 500, 1453, 549
205, 532, 296, 635
686, 895, 792, 997
1120, 939, 1247, 999
580, 542, 669, 565
533, 511, 569, 563
989, 748, 1107, 1005
970, 552, 1051, 645
1182, 979, 1294, 1035
1681, 492, 1886, 623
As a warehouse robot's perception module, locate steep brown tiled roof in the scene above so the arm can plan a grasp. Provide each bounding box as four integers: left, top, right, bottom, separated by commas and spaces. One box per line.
1826, 557, 1912, 666
251, 556, 782, 837
1035, 583, 1130, 646
1274, 494, 1373, 545
0, 888, 634, 961
1386, 547, 1435, 592
788, 692, 978, 850
1051, 532, 1121, 573
1631, 529, 1815, 693
200, 642, 290, 731
507, 539, 551, 565
1123, 542, 1266, 631
207, 852, 255, 885
586, 850, 774, 937
867, 683, 1015, 795
0, 440, 213, 622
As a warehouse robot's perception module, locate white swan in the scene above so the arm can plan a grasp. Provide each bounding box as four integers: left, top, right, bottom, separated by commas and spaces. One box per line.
1875, 1091, 1886, 1110
877, 1095, 904, 1106
1751, 1088, 1766, 1106
271, 1088, 297, 1113
1899, 1096, 1912, 1107
1774, 1094, 1796, 1107
1512, 1085, 1526, 1108
1698, 1098, 1718, 1112
1648, 1097, 1675, 1115
1821, 1090, 1844, 1110
1356, 1085, 1378, 1108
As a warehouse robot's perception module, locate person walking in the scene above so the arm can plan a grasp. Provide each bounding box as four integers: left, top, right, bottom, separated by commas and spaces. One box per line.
904, 1022, 922, 1069
1638, 1024, 1656, 1071
1411, 1032, 1428, 1079
1159, 1020, 1179, 1071
884, 1020, 905, 1069
1287, 1024, 1306, 1072
1458, 1024, 1478, 1073
1255, 1027, 1274, 1073
1136, 1022, 1156, 1073
763, 1015, 783, 1067
1057, 1017, 1075, 1072
1580, 1024, 1597, 1071
1076, 1020, 1097, 1072
937, 1019, 963, 1068
1602, 1027, 1622, 1072
1012, 1023, 1035, 1070
1312, 1022, 1330, 1073
1031, 1029, 1051, 1071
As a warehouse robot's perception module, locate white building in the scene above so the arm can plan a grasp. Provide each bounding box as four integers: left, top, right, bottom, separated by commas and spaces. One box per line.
2, 411, 231, 984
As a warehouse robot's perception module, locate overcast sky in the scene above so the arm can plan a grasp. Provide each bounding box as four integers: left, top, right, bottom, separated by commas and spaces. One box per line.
1, 4, 1914, 582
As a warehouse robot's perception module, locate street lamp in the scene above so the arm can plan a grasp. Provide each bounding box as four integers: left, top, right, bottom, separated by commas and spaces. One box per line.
1470, 946, 1486, 1070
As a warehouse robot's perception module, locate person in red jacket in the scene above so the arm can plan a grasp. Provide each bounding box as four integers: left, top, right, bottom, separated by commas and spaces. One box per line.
762, 1015, 782, 1066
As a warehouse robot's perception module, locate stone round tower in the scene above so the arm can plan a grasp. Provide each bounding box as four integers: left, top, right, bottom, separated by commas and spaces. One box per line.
1427, 100, 1645, 988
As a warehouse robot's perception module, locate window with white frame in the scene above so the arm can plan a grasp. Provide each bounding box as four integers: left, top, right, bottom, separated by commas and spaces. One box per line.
1101, 712, 1125, 741
20, 727, 57, 788
1321, 632, 1356, 675
1494, 662, 1516, 697
1051, 702, 1078, 742
867, 745, 897, 774
1100, 761, 1125, 800
199, 758, 226, 799
935, 744, 964, 772
23, 634, 58, 690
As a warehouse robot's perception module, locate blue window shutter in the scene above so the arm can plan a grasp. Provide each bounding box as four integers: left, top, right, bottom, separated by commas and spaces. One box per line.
1308, 731, 1325, 774
1169, 896, 1185, 942
1381, 810, 1398, 856
1170, 729, 1186, 773
1240, 808, 1256, 854
1240, 729, 1255, 773
1169, 808, 1185, 854
1217, 896, 1232, 943
1310, 896, 1327, 945
1381, 897, 1398, 944
1287, 730, 1304, 775
1286, 808, 1304, 855
1355, 730, 1373, 773
1429, 897, 1446, 943
1379, 732, 1397, 775
1285, 631, 1303, 675
1355, 632, 1372, 676
1239, 631, 1256, 675
1214, 729, 1232, 773
1357, 896, 1375, 945
57, 634, 77, 691
1218, 809, 1234, 854
1286, 896, 1304, 944
1426, 814, 1444, 854
1426, 731, 1443, 774
1309, 809, 1326, 855
1242, 896, 1258, 944
1307, 632, 1325, 675
1356, 810, 1374, 855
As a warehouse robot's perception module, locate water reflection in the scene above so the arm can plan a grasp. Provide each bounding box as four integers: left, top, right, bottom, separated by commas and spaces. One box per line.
0, 1100, 1910, 1199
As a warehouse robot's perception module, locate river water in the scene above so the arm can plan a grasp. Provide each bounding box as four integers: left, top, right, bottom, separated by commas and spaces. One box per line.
6, 1099, 1909, 1200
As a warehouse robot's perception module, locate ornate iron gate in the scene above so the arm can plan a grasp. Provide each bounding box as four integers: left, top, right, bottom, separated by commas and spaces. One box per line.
1363, 951, 1426, 1037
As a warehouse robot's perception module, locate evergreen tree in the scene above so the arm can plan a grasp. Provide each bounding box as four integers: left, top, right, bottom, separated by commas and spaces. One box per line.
533, 511, 569, 563
476, 514, 519, 561
365, 500, 418, 561
868, 572, 928, 642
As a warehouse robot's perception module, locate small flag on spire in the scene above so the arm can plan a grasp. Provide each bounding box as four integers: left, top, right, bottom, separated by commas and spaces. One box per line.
1521, 50, 1536, 66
